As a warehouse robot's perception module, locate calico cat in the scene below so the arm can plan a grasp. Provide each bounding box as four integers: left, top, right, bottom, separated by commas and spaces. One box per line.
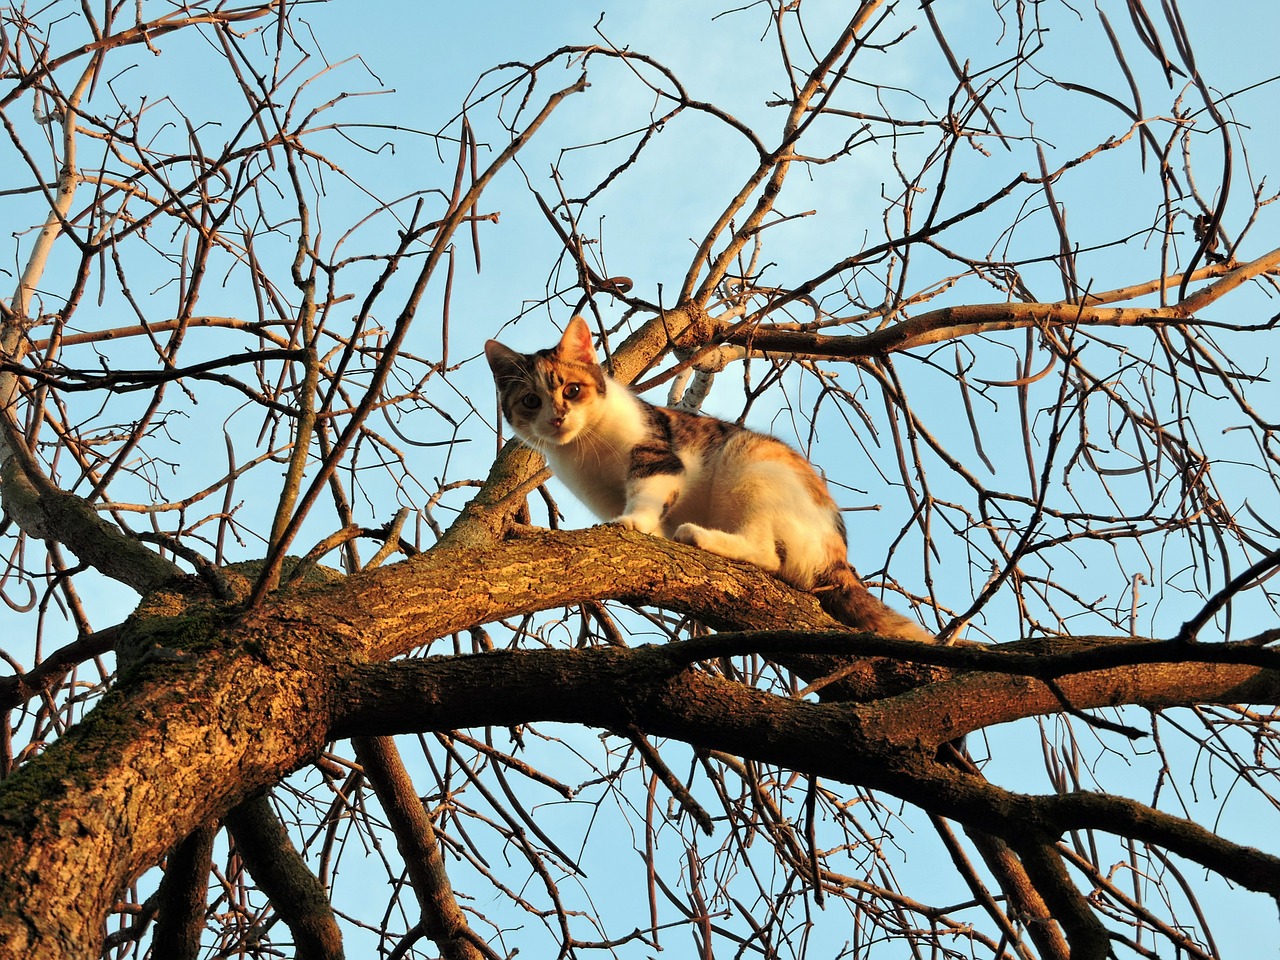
484, 316, 933, 642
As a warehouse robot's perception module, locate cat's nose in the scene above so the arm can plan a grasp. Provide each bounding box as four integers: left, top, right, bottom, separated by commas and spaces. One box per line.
549, 415, 565, 428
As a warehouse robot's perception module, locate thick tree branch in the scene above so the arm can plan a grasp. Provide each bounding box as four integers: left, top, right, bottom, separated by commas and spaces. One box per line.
1010, 835, 1111, 960
0, 523, 1276, 957
334, 644, 1280, 900
223, 794, 345, 960
314, 526, 843, 662
151, 825, 217, 960
0, 527, 821, 957
940, 822, 1067, 960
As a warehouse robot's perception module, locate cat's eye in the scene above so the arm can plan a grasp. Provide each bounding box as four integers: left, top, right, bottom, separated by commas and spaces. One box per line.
520, 394, 541, 410
563, 383, 581, 400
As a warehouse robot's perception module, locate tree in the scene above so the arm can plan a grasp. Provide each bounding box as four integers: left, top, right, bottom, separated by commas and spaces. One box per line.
1, 1, 1278, 957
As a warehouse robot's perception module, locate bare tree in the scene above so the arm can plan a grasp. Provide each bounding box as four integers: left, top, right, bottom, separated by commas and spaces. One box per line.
1, 2, 1278, 958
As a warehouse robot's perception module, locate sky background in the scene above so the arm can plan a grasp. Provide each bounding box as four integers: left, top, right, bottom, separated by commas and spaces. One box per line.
4, 1, 1280, 956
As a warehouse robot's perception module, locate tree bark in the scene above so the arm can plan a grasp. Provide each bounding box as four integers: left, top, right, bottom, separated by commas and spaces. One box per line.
0, 526, 1276, 957
151, 825, 217, 960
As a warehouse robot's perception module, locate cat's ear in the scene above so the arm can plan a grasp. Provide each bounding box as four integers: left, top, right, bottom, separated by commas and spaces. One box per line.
557, 316, 598, 366
484, 339, 523, 378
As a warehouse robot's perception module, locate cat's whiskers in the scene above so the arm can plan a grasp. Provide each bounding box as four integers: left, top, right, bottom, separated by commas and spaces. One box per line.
571, 423, 628, 472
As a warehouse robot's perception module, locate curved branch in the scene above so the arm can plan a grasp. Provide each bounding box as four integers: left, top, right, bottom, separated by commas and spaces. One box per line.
0, 3, 284, 111
686, 3, 887, 306
725, 246, 1280, 358
0, 438, 182, 595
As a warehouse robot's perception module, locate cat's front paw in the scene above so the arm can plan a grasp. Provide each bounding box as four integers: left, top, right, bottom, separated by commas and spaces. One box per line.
613, 513, 661, 536
672, 522, 707, 548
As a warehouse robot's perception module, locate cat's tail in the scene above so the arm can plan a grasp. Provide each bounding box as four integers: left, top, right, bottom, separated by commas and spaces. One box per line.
812, 562, 935, 642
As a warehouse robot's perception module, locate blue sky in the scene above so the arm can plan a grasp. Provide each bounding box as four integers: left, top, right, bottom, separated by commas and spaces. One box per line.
4, 1, 1280, 956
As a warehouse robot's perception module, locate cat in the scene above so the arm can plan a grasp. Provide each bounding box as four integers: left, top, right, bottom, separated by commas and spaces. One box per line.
484, 316, 934, 642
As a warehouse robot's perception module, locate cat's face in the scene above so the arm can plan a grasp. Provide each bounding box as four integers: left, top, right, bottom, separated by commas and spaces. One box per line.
484, 317, 608, 448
